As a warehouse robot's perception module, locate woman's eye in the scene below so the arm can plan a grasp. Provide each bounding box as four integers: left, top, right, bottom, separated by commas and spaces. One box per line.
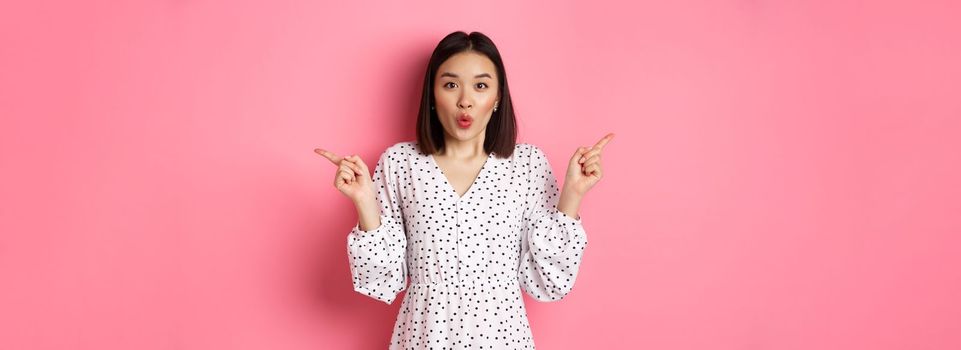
444, 82, 457, 89
476, 83, 488, 89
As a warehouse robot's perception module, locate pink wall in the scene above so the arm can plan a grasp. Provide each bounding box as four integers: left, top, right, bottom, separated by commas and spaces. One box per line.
2, 0, 960, 349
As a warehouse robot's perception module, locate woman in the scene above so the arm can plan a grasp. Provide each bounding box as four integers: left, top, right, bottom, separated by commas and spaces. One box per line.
316, 31, 613, 349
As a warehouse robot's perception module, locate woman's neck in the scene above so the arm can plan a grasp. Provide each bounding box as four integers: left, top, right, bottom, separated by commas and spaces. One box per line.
439, 135, 487, 159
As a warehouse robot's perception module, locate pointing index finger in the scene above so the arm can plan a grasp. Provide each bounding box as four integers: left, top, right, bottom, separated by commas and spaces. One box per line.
592, 133, 615, 150
314, 148, 342, 165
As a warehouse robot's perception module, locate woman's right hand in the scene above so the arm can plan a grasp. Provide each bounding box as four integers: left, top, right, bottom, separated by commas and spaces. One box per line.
314, 148, 375, 205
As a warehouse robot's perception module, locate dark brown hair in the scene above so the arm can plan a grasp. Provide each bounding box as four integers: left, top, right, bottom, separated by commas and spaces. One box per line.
415, 31, 517, 158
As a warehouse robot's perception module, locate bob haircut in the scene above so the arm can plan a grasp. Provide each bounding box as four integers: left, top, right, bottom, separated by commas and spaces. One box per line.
415, 31, 517, 158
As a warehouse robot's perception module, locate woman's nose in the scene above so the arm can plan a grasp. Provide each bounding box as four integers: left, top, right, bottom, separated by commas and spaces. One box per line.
457, 99, 472, 109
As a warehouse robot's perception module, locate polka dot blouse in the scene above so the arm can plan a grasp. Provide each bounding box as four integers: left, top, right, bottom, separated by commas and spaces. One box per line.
346, 141, 588, 349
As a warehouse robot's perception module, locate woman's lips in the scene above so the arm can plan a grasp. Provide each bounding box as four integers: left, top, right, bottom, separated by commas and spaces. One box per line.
457, 114, 473, 128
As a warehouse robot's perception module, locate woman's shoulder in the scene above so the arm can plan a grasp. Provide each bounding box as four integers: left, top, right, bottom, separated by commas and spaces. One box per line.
386, 140, 419, 154
375, 141, 420, 164
514, 142, 539, 153
512, 142, 547, 161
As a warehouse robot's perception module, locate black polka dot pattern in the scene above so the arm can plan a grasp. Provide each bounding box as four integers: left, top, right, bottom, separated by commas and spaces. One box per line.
346, 141, 588, 349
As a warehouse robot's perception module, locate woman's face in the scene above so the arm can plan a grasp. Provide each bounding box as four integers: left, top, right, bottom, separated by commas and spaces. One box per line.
433, 51, 500, 144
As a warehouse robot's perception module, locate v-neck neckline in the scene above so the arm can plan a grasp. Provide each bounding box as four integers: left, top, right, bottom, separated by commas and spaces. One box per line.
428, 151, 493, 202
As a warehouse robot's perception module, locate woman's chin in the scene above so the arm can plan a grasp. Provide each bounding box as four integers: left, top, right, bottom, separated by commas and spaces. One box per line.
446, 127, 483, 141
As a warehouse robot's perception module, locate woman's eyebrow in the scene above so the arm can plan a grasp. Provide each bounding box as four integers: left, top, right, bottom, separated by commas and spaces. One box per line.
439, 72, 493, 79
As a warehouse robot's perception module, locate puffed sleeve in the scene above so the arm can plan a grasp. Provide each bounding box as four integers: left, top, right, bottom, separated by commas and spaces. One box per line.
346, 148, 408, 304
517, 145, 589, 302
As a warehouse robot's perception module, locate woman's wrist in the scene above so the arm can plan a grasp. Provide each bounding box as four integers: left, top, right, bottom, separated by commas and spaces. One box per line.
354, 196, 382, 232
557, 185, 583, 220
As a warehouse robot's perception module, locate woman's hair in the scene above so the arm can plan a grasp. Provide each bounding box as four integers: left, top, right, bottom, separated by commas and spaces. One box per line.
415, 31, 517, 158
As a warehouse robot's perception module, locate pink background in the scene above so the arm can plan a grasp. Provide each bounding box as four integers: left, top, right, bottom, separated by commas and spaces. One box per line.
2, 0, 960, 349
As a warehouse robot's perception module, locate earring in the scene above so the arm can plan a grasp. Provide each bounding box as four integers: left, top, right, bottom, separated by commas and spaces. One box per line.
494, 102, 499, 112
430, 105, 434, 110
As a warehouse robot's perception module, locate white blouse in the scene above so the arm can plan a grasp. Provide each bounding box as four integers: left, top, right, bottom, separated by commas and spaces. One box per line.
346, 141, 588, 349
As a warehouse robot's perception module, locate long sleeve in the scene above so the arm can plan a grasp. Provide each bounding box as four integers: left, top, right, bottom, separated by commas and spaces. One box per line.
346, 149, 408, 304
517, 145, 589, 302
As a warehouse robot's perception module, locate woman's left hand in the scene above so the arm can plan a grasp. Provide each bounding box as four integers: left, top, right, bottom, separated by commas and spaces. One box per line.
564, 133, 614, 197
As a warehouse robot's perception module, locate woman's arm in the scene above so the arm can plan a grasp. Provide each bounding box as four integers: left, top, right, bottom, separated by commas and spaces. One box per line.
517, 145, 589, 302
345, 148, 409, 304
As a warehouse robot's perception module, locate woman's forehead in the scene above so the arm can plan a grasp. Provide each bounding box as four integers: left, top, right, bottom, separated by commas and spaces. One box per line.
438, 52, 496, 77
